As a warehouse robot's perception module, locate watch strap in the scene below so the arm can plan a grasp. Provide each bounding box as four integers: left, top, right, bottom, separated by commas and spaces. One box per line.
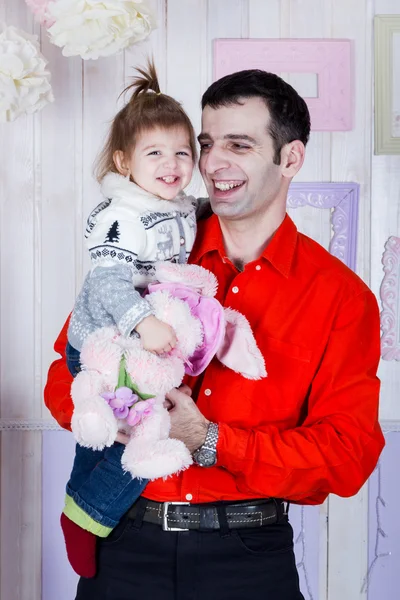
193, 422, 219, 466
203, 422, 219, 451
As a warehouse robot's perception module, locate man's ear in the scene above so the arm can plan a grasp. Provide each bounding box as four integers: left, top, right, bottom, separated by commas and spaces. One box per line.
113, 150, 129, 177
280, 140, 305, 180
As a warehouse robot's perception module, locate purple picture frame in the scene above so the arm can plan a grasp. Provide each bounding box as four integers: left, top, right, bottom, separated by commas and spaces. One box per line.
287, 182, 360, 272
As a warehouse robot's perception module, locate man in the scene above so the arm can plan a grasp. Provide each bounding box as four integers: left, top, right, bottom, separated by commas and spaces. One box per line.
45, 70, 384, 600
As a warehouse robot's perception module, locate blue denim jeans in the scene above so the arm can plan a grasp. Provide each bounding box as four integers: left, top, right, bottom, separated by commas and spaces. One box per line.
65, 342, 148, 531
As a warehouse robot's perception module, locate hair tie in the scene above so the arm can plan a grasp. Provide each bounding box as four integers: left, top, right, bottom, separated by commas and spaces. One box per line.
156, 92, 162, 96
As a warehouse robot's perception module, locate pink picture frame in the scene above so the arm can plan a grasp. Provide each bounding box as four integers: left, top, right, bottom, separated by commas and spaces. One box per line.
214, 39, 353, 131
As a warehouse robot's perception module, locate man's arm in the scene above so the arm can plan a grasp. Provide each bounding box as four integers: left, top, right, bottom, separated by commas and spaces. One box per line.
44, 318, 135, 444
169, 289, 385, 503
44, 317, 74, 430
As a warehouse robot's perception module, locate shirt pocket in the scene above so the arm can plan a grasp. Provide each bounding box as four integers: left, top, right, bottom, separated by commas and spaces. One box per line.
241, 336, 313, 422
264, 336, 312, 363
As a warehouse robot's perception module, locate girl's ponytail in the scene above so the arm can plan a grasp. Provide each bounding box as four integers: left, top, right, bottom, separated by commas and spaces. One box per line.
127, 60, 161, 100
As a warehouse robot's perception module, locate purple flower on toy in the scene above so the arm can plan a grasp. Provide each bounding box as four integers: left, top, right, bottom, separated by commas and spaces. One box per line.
126, 408, 141, 427
101, 387, 138, 420
136, 398, 156, 416
126, 398, 155, 427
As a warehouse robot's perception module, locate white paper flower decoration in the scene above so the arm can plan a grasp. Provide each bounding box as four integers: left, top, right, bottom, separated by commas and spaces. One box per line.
47, 0, 156, 60
0, 25, 54, 122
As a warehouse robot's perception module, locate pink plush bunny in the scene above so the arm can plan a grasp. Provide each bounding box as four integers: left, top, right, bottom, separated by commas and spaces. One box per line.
70, 263, 266, 480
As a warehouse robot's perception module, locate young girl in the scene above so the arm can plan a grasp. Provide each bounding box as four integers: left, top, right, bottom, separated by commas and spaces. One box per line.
61, 61, 199, 578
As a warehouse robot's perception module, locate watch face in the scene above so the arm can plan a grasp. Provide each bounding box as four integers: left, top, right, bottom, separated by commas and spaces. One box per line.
196, 448, 216, 467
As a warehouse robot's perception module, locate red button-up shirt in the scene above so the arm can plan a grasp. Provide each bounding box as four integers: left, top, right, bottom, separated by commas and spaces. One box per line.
44, 214, 384, 505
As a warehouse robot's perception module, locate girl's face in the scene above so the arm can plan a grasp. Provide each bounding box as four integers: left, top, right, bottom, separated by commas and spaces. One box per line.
114, 126, 194, 200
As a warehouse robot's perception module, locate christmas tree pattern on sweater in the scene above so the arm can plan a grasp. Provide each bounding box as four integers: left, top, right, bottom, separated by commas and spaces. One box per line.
104, 221, 120, 243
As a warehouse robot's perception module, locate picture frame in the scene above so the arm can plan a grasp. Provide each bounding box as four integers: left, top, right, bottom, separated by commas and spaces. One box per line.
287, 182, 360, 272
214, 39, 353, 131
380, 236, 400, 361
374, 15, 400, 154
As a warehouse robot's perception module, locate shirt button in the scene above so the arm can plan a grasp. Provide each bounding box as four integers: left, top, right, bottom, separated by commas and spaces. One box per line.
180, 237, 185, 245
172, 211, 177, 217
255, 265, 261, 271
185, 493, 193, 501
232, 286, 239, 294
204, 388, 211, 396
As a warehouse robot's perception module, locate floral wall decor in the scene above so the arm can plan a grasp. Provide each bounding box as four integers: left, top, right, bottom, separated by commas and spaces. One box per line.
0, 25, 54, 122
25, 0, 157, 60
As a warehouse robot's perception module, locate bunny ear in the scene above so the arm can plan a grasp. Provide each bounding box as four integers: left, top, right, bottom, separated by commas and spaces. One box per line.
216, 308, 267, 380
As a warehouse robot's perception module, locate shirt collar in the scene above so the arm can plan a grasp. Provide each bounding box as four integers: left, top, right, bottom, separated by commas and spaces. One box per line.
191, 213, 298, 278
261, 214, 298, 278
190, 214, 226, 264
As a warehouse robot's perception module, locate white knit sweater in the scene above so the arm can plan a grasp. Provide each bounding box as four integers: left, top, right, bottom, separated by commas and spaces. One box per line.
68, 172, 198, 351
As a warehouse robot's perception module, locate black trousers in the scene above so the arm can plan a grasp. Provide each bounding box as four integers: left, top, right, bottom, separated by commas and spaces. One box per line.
75, 507, 305, 600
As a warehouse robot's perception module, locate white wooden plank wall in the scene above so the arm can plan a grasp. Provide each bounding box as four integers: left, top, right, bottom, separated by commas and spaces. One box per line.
0, 1, 399, 599
0, 2, 42, 599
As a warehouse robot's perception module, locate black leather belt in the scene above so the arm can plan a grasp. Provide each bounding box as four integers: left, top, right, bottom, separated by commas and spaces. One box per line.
128, 498, 287, 532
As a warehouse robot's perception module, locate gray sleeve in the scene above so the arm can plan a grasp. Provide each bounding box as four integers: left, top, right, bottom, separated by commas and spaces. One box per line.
89, 264, 154, 337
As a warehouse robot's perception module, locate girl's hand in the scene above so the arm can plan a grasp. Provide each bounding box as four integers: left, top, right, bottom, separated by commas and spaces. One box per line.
116, 431, 130, 445
135, 315, 177, 355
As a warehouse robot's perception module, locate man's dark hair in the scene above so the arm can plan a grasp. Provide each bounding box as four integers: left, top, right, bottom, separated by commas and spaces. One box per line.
201, 69, 311, 165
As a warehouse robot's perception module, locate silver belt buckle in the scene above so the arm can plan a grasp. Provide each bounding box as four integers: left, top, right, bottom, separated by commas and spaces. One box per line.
162, 501, 190, 531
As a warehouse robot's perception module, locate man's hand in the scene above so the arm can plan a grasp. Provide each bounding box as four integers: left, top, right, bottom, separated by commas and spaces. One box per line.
116, 385, 194, 446
164, 383, 192, 410
166, 387, 209, 453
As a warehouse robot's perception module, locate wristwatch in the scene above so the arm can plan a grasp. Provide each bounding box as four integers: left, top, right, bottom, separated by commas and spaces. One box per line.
192, 422, 219, 467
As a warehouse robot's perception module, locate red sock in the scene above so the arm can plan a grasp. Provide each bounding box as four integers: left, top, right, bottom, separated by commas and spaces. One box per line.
60, 513, 97, 578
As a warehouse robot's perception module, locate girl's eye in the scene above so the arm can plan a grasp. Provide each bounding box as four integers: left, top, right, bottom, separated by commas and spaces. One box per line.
148, 150, 161, 156
177, 151, 190, 156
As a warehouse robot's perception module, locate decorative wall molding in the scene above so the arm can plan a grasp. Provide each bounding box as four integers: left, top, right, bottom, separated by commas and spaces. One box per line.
214, 38, 353, 131
0, 419, 63, 431
294, 506, 316, 600
380, 236, 400, 361
380, 420, 400, 433
287, 183, 360, 271
374, 15, 400, 154
362, 461, 389, 594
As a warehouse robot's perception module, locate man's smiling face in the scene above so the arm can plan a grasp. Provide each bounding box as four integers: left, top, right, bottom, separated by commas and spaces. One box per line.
198, 97, 283, 221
